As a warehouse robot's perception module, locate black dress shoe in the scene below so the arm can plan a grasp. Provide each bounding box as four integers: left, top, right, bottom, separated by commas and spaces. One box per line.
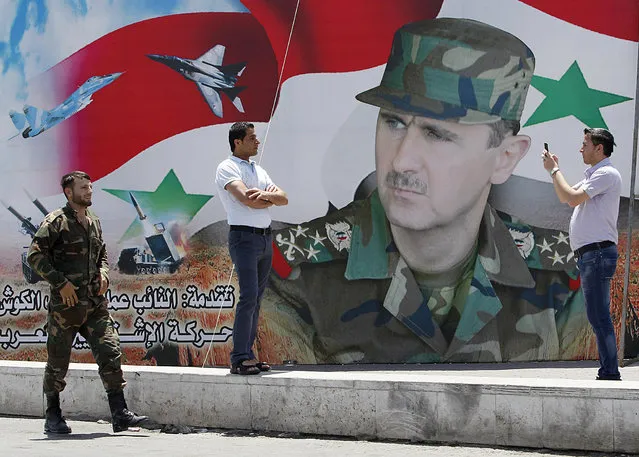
596, 374, 622, 381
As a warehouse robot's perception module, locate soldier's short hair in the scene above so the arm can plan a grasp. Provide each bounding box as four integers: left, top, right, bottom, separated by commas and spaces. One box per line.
229, 122, 255, 152
61, 171, 91, 192
585, 128, 615, 157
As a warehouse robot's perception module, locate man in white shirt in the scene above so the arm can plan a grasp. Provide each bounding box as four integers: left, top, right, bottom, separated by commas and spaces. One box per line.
215, 122, 288, 375
543, 128, 622, 380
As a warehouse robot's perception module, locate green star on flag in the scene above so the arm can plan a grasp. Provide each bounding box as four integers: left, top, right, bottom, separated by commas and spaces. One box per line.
524, 61, 632, 128
103, 169, 213, 241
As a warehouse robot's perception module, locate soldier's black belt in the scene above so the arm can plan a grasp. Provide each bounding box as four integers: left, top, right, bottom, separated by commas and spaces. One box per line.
574, 240, 615, 259
230, 225, 272, 235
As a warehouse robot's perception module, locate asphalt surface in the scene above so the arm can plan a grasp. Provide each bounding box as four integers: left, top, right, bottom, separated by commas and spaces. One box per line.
0, 416, 634, 457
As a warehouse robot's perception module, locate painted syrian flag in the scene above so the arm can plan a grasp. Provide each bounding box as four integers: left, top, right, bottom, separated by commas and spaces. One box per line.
4, 0, 636, 259
437, 0, 638, 192
20, 0, 443, 194
270, 0, 639, 277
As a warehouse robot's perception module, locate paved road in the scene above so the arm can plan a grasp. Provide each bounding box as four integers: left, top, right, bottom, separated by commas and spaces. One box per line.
0, 416, 631, 457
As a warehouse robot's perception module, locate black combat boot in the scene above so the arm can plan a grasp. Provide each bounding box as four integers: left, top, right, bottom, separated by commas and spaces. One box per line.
44, 392, 72, 434
107, 390, 148, 433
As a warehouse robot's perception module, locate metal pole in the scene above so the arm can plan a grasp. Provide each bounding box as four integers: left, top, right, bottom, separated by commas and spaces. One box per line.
618, 39, 639, 367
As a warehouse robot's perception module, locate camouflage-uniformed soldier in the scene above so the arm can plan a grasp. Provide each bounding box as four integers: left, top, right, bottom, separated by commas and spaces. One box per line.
28, 171, 147, 434
260, 18, 590, 364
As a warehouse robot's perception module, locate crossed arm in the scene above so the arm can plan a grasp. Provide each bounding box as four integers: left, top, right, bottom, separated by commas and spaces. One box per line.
225, 180, 288, 209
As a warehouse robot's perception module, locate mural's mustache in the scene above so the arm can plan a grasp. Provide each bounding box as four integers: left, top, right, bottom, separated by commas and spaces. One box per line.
385, 171, 426, 194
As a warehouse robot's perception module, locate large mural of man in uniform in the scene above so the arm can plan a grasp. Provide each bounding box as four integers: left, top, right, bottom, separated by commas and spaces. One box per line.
0, 0, 636, 367
261, 18, 588, 364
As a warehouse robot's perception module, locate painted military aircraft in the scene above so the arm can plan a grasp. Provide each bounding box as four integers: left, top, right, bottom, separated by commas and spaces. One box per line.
8, 72, 122, 139
147, 44, 246, 118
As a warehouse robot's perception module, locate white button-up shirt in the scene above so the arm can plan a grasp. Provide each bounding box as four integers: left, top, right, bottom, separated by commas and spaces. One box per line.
215, 155, 274, 228
569, 157, 621, 251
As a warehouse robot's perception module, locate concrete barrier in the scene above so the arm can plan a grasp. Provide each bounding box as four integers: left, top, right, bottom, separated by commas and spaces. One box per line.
1, 360, 638, 453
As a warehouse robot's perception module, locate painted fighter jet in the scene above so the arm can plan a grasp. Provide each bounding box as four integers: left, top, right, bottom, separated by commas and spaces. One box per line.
8, 72, 123, 139
147, 45, 246, 118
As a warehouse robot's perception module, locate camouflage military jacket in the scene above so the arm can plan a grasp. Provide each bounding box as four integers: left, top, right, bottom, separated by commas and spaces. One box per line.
263, 192, 588, 364
27, 203, 109, 301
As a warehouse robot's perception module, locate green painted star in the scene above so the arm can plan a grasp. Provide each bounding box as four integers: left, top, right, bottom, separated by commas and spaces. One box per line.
103, 169, 213, 241
524, 61, 632, 128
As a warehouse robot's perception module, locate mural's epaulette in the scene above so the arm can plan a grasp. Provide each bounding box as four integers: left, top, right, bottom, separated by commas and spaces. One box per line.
498, 211, 577, 274
272, 198, 367, 278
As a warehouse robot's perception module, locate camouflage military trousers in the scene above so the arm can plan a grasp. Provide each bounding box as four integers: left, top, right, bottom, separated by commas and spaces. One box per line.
44, 295, 126, 395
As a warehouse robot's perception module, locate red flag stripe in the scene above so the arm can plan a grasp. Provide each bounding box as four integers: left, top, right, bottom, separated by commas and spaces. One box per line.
271, 240, 293, 279
520, 0, 639, 42
242, 0, 444, 82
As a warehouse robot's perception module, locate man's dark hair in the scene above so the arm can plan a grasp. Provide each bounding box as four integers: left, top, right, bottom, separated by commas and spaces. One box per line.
585, 127, 615, 156
228, 122, 255, 152
61, 171, 91, 192
487, 120, 521, 148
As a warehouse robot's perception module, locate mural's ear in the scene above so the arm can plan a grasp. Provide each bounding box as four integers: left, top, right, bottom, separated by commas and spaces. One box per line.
490, 134, 531, 185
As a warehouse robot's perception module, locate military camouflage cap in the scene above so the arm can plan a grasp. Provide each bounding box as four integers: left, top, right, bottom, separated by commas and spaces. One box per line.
356, 18, 535, 124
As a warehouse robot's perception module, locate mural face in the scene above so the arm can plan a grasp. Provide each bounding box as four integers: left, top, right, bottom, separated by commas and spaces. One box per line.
374, 112, 499, 232
0, 0, 637, 366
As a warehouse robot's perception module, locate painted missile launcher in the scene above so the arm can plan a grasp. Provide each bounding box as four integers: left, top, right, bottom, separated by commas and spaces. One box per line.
3, 192, 50, 284
117, 193, 184, 275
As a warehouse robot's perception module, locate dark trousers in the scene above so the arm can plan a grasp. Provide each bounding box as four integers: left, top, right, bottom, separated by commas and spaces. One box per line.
44, 296, 125, 394
577, 244, 620, 378
228, 230, 273, 365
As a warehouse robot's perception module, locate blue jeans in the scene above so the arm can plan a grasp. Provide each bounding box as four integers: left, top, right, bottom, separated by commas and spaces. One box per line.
228, 230, 272, 365
577, 245, 620, 378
